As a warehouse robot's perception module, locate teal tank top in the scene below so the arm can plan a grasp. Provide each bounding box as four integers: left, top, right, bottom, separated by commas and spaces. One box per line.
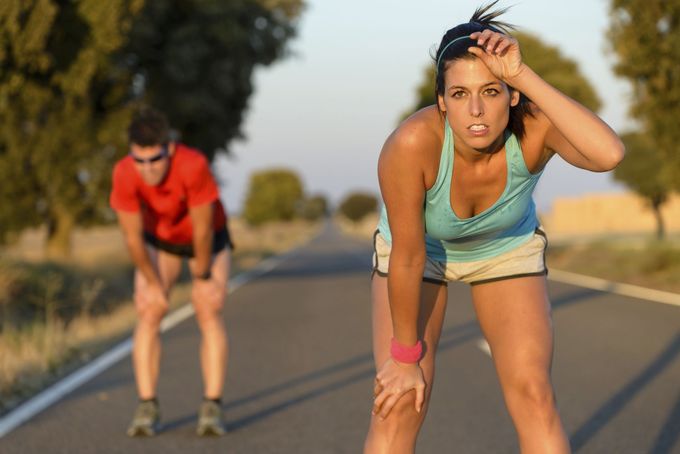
377, 120, 542, 263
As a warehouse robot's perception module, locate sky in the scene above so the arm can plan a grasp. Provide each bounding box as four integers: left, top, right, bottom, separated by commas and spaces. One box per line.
215, 0, 633, 215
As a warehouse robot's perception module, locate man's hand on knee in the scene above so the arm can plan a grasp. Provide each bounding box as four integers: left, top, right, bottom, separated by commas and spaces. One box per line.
135, 282, 169, 317
191, 278, 225, 311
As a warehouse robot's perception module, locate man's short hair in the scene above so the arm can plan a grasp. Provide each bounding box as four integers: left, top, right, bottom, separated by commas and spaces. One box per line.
128, 107, 170, 146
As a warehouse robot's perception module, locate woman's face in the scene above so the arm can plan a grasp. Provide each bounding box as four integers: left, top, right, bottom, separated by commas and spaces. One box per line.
437, 57, 519, 153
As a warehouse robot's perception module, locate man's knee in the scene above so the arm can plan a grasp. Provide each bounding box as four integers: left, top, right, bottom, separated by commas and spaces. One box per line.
193, 292, 225, 324
134, 292, 168, 323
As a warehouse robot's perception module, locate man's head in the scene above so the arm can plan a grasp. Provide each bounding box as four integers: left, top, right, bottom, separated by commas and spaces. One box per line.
128, 107, 174, 186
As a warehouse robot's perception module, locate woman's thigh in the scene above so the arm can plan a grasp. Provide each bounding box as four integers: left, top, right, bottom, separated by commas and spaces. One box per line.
470, 275, 554, 385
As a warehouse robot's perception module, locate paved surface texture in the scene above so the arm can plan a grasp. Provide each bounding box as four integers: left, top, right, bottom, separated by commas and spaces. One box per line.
1, 223, 679, 453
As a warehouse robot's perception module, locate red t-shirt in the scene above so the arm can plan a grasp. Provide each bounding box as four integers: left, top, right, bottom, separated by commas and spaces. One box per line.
110, 144, 227, 245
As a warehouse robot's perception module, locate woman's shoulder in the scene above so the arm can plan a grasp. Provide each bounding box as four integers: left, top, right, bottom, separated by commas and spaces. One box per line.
383, 106, 444, 160
517, 103, 553, 172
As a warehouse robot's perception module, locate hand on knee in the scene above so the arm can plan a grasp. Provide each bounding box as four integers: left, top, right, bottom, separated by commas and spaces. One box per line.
134, 293, 169, 323
374, 390, 424, 425
191, 279, 225, 311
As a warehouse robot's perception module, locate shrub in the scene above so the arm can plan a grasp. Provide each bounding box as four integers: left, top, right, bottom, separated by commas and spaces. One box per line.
242, 169, 304, 225
299, 195, 328, 221
337, 192, 378, 222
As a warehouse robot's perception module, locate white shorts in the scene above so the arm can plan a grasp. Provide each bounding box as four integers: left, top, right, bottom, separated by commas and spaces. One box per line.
371, 228, 548, 286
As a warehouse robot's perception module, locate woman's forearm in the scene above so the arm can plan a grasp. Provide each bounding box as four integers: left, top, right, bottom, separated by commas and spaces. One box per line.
387, 256, 425, 346
508, 64, 624, 169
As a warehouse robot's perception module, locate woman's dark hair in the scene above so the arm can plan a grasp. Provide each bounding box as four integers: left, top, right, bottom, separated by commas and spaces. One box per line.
433, 1, 533, 139
128, 107, 170, 146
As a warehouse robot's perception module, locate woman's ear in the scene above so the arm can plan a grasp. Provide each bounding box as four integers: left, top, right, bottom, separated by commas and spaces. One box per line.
168, 142, 176, 156
509, 88, 520, 107
437, 94, 446, 112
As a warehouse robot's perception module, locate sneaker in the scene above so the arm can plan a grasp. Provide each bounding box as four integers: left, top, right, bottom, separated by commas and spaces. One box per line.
196, 400, 226, 436
126, 400, 160, 437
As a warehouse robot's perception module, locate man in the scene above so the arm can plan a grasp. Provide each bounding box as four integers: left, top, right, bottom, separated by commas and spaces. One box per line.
110, 107, 232, 437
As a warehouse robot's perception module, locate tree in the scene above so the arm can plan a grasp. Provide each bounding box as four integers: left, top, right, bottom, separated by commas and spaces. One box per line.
122, 0, 304, 160
299, 194, 328, 221
337, 192, 378, 223
608, 0, 680, 190
614, 132, 668, 239
242, 168, 304, 225
401, 31, 601, 119
0, 0, 305, 258
0, 0, 144, 258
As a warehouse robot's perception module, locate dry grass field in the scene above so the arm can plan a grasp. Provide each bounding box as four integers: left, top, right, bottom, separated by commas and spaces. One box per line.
0, 219, 322, 415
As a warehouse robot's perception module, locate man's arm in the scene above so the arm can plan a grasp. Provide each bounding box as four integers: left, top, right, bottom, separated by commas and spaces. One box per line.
116, 210, 162, 288
189, 202, 214, 278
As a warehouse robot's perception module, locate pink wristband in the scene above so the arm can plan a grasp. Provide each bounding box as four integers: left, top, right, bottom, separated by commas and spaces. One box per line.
390, 337, 423, 363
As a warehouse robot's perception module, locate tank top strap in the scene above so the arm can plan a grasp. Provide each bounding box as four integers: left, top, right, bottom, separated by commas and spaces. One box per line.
503, 129, 539, 178
503, 129, 519, 160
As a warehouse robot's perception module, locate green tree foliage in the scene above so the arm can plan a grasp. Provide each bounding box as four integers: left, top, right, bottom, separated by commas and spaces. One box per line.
337, 192, 378, 223
608, 1, 680, 190
614, 132, 668, 239
122, 0, 304, 160
299, 194, 328, 221
401, 31, 601, 119
0, 0, 144, 258
242, 168, 304, 225
0, 0, 304, 258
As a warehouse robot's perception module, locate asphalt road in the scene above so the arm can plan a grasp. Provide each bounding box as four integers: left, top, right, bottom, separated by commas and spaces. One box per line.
1, 223, 679, 453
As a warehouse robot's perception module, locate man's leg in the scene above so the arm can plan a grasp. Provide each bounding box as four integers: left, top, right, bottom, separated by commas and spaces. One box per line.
132, 246, 182, 400
189, 247, 229, 435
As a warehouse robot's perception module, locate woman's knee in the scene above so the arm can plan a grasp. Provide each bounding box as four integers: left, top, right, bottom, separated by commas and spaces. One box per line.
376, 390, 428, 430
506, 373, 557, 414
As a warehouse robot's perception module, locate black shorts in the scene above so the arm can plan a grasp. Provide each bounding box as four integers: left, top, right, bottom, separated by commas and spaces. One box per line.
143, 227, 233, 258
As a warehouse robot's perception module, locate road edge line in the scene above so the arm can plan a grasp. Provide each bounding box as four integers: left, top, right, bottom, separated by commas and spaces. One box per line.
548, 269, 680, 307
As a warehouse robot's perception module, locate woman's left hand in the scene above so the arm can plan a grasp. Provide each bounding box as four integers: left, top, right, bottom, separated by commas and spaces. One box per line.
468, 30, 525, 84
372, 358, 426, 419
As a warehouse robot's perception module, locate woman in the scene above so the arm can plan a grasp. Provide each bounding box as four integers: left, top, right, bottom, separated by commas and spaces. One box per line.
364, 2, 624, 453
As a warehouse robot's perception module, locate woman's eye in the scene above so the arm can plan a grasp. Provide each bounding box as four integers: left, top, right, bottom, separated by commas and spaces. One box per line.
484, 88, 499, 96
452, 91, 465, 98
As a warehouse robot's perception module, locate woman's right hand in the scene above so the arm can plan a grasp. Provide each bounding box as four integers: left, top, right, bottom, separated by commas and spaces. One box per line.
372, 358, 426, 419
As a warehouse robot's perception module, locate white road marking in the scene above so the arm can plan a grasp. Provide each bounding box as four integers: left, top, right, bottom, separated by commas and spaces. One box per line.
476, 339, 492, 357
548, 269, 680, 307
0, 250, 295, 438
474, 269, 680, 359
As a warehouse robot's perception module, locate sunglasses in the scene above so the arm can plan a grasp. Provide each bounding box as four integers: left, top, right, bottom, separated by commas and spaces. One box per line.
129, 146, 169, 164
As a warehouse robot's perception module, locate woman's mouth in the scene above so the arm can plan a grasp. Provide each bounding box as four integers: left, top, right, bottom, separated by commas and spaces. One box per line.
468, 124, 489, 136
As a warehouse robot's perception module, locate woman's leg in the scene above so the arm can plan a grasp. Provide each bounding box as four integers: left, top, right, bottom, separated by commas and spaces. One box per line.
133, 247, 182, 399
471, 275, 570, 454
364, 276, 448, 454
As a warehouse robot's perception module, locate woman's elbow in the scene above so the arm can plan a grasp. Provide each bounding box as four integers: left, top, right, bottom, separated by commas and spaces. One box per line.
596, 139, 626, 172
390, 246, 426, 269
